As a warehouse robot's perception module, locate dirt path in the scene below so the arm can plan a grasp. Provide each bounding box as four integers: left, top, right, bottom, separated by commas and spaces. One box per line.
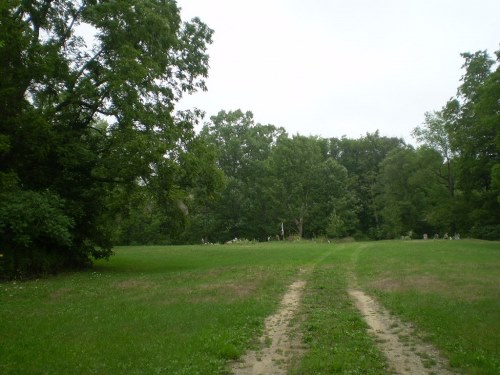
231, 280, 306, 375
349, 289, 457, 375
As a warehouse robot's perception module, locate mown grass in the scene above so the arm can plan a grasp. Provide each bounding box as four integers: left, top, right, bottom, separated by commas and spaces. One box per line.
351, 240, 500, 375
1, 240, 499, 374
0, 244, 326, 374
291, 247, 388, 374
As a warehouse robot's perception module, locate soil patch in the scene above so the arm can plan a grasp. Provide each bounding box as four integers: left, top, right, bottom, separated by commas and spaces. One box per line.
188, 280, 259, 303
231, 280, 306, 375
369, 275, 448, 294
113, 279, 157, 290
369, 274, 489, 302
50, 287, 73, 300
349, 289, 457, 375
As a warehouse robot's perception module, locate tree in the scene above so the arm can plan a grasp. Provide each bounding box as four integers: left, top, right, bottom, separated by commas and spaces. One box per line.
268, 135, 351, 239
377, 146, 450, 238
198, 110, 286, 242
450, 51, 497, 194
437, 50, 500, 238
412, 111, 455, 198
0, 0, 213, 278
330, 132, 405, 238
474, 50, 500, 207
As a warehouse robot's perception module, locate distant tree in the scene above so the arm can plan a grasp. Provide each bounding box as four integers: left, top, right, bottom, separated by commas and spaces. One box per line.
112, 132, 224, 245
268, 135, 351, 238
376, 146, 450, 238
449, 51, 497, 194
412, 111, 456, 198
446, 51, 499, 237
414, 49, 500, 239
330, 132, 405, 238
474, 50, 500, 207
0, 0, 213, 277
198, 110, 286, 242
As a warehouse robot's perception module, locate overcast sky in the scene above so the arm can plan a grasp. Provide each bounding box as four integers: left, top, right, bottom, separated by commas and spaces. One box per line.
176, 0, 499, 142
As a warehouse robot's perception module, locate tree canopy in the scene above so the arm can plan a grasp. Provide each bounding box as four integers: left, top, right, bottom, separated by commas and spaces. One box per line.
0, 0, 214, 278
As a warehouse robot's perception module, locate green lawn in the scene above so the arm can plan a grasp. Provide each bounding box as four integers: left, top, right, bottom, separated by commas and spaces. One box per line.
1, 240, 499, 374
351, 240, 500, 375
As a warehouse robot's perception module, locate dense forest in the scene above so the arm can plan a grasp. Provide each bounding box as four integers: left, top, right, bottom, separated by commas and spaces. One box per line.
1, 1, 499, 278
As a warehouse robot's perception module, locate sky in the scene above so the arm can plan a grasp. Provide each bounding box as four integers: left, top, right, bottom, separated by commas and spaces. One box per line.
176, 0, 499, 142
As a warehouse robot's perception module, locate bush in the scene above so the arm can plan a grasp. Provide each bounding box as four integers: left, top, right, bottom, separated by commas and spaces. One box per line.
469, 225, 500, 241
0, 190, 75, 279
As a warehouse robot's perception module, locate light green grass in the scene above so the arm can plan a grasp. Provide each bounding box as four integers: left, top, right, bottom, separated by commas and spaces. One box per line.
351, 240, 500, 375
291, 246, 388, 374
0, 244, 326, 374
1, 240, 499, 374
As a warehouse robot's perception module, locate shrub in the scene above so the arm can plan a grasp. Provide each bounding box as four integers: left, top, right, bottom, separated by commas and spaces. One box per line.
469, 225, 500, 241
0, 190, 75, 279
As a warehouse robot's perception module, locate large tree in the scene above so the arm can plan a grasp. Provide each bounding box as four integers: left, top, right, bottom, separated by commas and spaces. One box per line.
0, 0, 213, 277
437, 50, 499, 238
198, 110, 286, 242
329, 132, 405, 238
268, 135, 352, 239
377, 146, 452, 238
411, 49, 500, 239
412, 111, 456, 198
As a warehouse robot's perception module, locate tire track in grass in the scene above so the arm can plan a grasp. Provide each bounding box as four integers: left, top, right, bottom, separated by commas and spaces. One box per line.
230, 250, 334, 374
349, 289, 457, 374
231, 279, 306, 375
347, 245, 457, 374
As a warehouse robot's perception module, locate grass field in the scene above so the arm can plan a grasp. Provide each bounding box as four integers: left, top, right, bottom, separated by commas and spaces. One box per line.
1, 240, 499, 374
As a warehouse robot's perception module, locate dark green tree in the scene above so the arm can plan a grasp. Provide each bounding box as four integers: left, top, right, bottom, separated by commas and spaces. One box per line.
449, 51, 497, 193
268, 135, 352, 239
377, 146, 453, 238
0, 0, 213, 277
198, 110, 286, 242
413, 111, 456, 198
434, 50, 500, 238
329, 132, 405, 238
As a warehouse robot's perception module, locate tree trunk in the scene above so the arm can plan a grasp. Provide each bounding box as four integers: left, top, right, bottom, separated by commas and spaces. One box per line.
295, 217, 303, 238
447, 160, 454, 197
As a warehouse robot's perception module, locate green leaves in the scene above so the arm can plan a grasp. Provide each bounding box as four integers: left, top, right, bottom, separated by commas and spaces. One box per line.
0, 190, 73, 248
0, 0, 215, 277
413, 48, 500, 238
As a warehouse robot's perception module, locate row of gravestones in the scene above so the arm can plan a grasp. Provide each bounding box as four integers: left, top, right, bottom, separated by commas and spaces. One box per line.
423, 233, 460, 240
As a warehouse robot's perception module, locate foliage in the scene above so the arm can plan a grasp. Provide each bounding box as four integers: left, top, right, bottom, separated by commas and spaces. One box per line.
110, 131, 225, 246
329, 132, 406, 238
197, 110, 287, 242
0, 188, 75, 278
0, 0, 214, 278
3, 0, 498, 281
247, 133, 355, 240
412, 48, 500, 239
144, 54, 500, 244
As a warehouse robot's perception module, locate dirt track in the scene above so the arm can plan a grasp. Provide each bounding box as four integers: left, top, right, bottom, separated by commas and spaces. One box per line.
231, 263, 456, 375
231, 280, 306, 375
349, 289, 456, 375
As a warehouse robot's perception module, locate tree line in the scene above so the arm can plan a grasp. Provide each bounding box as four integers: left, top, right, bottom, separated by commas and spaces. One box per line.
118, 49, 498, 245
1, 1, 498, 278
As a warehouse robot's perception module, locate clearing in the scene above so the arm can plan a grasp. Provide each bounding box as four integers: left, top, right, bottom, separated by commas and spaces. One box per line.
1, 241, 498, 374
